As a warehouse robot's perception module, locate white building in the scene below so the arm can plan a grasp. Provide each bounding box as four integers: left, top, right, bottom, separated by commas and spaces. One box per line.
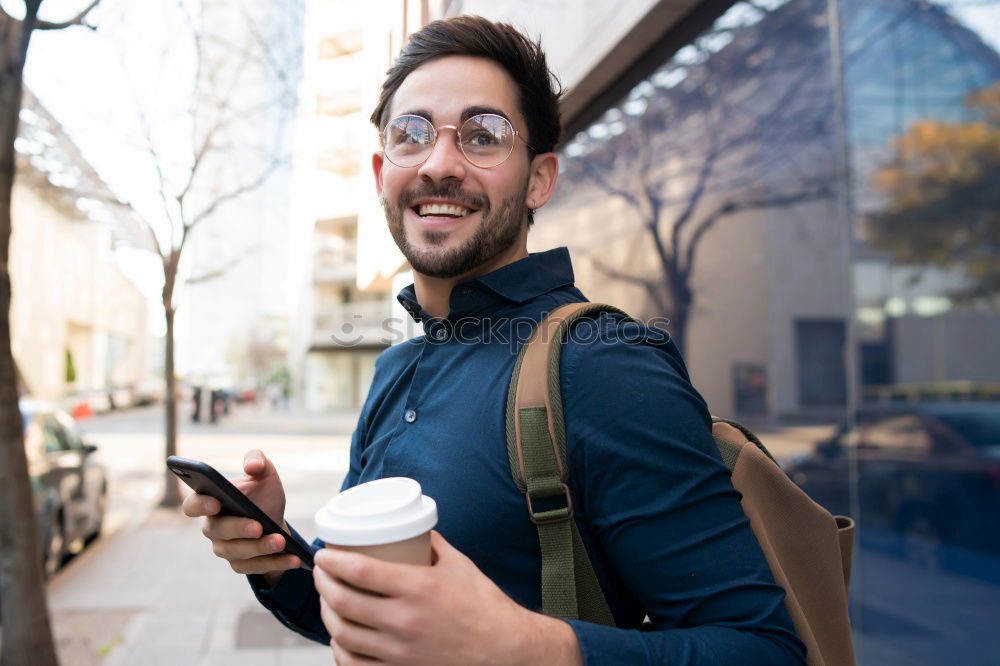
10, 90, 150, 401
288, 1, 442, 412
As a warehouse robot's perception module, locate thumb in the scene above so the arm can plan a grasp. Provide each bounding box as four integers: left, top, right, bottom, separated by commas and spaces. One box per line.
243, 449, 274, 478
429, 530, 465, 566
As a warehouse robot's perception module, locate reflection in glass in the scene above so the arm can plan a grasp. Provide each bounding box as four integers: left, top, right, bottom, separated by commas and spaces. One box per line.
842, 4, 1000, 660
542, 0, 1000, 662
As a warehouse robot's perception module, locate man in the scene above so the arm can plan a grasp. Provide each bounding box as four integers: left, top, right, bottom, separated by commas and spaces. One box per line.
183, 16, 807, 666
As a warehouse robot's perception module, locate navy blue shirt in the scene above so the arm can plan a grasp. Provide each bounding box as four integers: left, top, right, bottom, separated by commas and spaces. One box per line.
251, 247, 806, 665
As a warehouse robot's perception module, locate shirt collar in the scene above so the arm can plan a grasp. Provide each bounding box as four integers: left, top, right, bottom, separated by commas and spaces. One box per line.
396, 247, 575, 322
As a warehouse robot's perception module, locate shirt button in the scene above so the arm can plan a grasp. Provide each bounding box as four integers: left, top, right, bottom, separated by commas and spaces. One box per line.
432, 328, 447, 341
404, 409, 417, 423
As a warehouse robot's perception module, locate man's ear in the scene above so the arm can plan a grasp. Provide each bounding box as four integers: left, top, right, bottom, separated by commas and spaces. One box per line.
525, 152, 559, 210
372, 152, 385, 199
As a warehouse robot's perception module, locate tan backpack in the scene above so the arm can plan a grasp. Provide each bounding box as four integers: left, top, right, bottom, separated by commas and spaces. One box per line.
506, 302, 856, 666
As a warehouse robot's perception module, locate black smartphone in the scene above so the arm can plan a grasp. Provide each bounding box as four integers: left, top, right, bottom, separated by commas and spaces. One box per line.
166, 455, 314, 569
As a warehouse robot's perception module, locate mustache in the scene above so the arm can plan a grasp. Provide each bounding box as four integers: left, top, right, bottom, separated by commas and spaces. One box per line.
397, 183, 488, 211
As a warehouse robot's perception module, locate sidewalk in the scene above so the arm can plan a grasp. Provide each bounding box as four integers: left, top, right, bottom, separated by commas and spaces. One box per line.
49, 508, 332, 666
46, 403, 350, 666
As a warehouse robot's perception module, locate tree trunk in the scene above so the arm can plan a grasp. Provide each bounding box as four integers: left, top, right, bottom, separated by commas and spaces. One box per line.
0, 10, 60, 666
667, 278, 693, 360
160, 305, 181, 507
0, 272, 60, 666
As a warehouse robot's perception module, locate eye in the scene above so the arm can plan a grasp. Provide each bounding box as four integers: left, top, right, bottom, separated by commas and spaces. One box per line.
465, 128, 501, 147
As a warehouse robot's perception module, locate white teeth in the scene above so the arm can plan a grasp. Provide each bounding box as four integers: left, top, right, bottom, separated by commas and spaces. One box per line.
418, 203, 471, 217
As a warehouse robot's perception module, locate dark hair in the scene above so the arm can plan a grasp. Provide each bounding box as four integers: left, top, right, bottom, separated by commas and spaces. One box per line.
370, 15, 562, 156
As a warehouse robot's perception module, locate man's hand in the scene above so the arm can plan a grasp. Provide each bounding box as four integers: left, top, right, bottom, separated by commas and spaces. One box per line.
181, 449, 299, 581
312, 531, 583, 666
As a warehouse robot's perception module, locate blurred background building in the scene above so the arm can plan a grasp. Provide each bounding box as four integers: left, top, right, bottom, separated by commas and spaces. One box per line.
287, 0, 451, 411
10, 89, 150, 404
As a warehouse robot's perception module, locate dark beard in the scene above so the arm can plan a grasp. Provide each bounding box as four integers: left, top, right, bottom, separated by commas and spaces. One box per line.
383, 180, 528, 279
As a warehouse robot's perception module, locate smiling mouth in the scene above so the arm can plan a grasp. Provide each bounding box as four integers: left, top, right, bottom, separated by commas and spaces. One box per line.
415, 203, 474, 218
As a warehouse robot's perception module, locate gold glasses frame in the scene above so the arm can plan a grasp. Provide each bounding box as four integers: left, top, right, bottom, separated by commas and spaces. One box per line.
380, 113, 534, 169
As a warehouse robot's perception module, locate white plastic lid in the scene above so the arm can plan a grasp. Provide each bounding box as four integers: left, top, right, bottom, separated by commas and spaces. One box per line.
314, 477, 438, 546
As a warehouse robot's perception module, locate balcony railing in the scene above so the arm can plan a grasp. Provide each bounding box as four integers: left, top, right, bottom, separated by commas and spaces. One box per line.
312, 301, 396, 348
313, 239, 357, 284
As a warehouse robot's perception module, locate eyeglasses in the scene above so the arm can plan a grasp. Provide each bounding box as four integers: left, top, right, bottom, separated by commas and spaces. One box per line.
380, 113, 533, 169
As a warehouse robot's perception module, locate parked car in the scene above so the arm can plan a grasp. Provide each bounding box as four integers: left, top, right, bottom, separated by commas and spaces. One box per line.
786, 402, 1000, 563
64, 389, 112, 419
134, 378, 165, 406
21, 400, 108, 577
107, 386, 136, 410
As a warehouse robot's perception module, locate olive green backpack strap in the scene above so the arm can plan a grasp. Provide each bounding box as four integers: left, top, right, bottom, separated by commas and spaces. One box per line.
505, 302, 627, 626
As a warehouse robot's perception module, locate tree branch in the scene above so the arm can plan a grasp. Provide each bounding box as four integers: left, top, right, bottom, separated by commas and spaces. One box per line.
110, 43, 181, 246
186, 245, 261, 285
592, 257, 668, 314
178, 115, 225, 204
35, 0, 101, 30
682, 184, 834, 277
582, 159, 644, 213
72, 190, 164, 256
591, 257, 658, 289
136, 104, 181, 243
184, 158, 282, 233
671, 126, 720, 249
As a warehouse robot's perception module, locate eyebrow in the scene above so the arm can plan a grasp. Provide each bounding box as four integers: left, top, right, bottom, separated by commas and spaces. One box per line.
460, 105, 510, 124
394, 105, 512, 125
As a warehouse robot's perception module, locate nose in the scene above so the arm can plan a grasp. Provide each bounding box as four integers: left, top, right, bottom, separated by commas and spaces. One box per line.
417, 127, 467, 183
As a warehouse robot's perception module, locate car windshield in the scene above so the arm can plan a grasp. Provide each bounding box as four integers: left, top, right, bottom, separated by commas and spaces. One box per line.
934, 408, 1000, 457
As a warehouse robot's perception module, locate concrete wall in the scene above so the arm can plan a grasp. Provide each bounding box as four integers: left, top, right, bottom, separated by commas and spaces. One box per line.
893, 312, 1000, 384
9, 184, 148, 400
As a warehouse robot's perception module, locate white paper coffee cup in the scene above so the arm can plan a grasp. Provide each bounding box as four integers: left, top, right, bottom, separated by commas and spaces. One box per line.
314, 477, 437, 565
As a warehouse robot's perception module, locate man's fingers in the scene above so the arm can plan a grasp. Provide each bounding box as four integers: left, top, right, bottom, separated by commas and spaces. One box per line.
243, 449, 273, 477
201, 515, 272, 541
313, 566, 386, 627
229, 553, 301, 576
313, 549, 424, 598
209, 532, 286, 561
320, 598, 386, 663
330, 640, 381, 665
182, 493, 221, 518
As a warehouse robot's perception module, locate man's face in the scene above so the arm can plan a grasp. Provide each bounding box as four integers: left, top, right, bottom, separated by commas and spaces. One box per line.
373, 55, 535, 280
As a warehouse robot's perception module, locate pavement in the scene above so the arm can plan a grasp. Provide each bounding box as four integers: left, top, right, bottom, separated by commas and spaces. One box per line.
45, 403, 359, 666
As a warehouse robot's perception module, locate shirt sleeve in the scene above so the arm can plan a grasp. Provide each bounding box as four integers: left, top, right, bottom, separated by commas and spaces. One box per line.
558, 316, 807, 665
246, 407, 370, 645
247, 525, 329, 645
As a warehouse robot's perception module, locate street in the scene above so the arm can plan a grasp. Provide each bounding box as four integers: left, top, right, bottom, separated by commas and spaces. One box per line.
46, 402, 359, 665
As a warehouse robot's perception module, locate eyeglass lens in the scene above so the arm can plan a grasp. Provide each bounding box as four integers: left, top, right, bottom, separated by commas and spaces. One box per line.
383, 114, 516, 168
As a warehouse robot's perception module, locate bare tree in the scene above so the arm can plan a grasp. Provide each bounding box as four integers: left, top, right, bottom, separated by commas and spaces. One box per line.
96, 2, 303, 507
556, 0, 835, 355
0, 3, 102, 663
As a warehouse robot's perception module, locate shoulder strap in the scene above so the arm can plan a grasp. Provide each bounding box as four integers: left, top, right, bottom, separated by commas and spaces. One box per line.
505, 302, 626, 625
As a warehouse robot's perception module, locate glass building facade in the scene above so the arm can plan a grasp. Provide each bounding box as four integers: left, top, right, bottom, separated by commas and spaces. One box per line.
533, 1, 1000, 663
